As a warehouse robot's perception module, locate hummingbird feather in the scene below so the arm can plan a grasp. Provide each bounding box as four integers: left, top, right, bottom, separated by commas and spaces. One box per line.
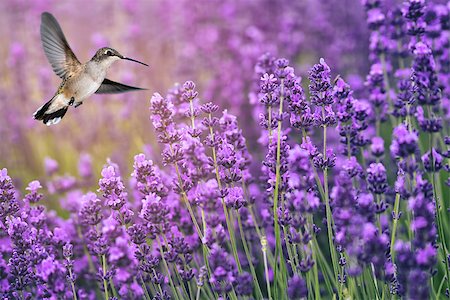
40, 12, 81, 79
33, 94, 70, 126
95, 78, 147, 94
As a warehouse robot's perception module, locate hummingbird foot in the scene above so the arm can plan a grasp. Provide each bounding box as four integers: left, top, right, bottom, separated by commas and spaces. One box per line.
74, 101, 83, 108
68, 97, 75, 106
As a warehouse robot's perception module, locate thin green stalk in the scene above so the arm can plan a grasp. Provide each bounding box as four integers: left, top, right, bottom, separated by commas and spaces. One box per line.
207, 113, 242, 271
282, 224, 298, 274
322, 105, 341, 297
248, 204, 276, 270
140, 274, 152, 300
109, 279, 118, 299
237, 213, 264, 299
196, 285, 201, 300
272, 78, 287, 298
261, 236, 272, 300
268, 106, 273, 143
152, 269, 164, 295
437, 275, 447, 298
248, 205, 264, 240
229, 288, 239, 300
157, 237, 181, 300
308, 216, 321, 300
101, 255, 109, 300
68, 267, 78, 300
371, 263, 381, 300
390, 193, 401, 262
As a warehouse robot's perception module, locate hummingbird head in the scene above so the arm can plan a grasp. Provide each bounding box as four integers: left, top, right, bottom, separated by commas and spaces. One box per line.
93, 47, 148, 68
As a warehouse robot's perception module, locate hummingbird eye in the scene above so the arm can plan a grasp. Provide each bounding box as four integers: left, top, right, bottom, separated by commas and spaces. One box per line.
105, 50, 114, 56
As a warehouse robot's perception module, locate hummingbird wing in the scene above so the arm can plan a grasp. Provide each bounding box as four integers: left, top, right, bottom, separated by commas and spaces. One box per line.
95, 78, 147, 94
40, 12, 81, 79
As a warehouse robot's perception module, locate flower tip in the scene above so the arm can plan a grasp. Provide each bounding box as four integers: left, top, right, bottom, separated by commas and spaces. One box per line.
413, 42, 432, 55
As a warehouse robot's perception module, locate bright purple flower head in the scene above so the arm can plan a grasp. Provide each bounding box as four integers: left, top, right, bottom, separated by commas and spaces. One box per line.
309, 58, 334, 106
287, 274, 307, 299
390, 124, 418, 158
366, 163, 388, 194
371, 136, 385, 157
99, 164, 127, 210
24, 180, 43, 203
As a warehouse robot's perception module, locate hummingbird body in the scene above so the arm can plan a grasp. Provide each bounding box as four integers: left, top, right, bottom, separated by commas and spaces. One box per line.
33, 13, 148, 126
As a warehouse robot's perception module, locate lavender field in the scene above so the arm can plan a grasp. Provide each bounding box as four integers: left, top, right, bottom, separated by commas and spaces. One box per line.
0, 0, 449, 299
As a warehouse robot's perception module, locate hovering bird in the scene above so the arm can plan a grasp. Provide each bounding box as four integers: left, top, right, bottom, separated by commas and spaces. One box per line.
33, 12, 148, 126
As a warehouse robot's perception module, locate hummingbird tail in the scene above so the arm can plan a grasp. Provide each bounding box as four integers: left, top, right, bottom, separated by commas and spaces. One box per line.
33, 98, 69, 126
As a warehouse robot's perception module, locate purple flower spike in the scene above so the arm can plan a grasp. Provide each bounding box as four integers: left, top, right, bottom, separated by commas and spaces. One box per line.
366, 163, 388, 194
24, 180, 43, 203
99, 164, 127, 210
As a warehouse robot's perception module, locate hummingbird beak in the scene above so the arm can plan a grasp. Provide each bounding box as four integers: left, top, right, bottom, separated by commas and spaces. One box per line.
121, 56, 149, 67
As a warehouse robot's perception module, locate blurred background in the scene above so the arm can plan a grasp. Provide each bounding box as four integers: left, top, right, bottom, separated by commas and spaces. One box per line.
0, 0, 374, 190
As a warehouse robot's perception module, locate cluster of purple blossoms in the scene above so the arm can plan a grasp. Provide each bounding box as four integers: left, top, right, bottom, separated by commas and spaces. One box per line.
331, 171, 389, 278
1, 1, 450, 298
334, 78, 371, 157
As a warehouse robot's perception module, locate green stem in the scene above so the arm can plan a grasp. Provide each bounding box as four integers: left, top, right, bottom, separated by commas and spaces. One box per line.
390, 193, 401, 262
268, 106, 273, 143
207, 113, 242, 270
157, 237, 181, 300
261, 236, 272, 300
322, 124, 339, 293
237, 213, 264, 299
101, 255, 109, 300
272, 78, 287, 298
68, 267, 78, 300
227, 210, 243, 273
196, 285, 201, 300
140, 274, 152, 300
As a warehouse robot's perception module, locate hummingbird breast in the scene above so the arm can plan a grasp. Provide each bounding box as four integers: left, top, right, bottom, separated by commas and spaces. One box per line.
63, 65, 105, 102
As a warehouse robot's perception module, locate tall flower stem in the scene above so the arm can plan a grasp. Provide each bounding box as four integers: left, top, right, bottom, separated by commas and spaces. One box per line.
236, 213, 264, 299
261, 236, 272, 300
272, 79, 287, 298
322, 107, 339, 293
301, 127, 336, 295
68, 267, 78, 300
307, 216, 321, 300
247, 203, 277, 271
268, 106, 273, 143
169, 144, 205, 242
140, 275, 152, 300
281, 224, 299, 273
390, 192, 401, 262
101, 254, 109, 300
157, 237, 181, 300
206, 112, 242, 272
226, 209, 243, 273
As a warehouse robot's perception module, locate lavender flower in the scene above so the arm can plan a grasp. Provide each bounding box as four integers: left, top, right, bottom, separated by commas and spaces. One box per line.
24, 180, 43, 204
208, 244, 236, 295
403, 0, 426, 37
99, 164, 127, 210
366, 163, 388, 194
287, 274, 307, 299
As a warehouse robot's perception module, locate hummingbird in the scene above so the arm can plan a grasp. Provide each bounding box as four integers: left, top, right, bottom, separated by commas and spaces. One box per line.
33, 12, 148, 126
